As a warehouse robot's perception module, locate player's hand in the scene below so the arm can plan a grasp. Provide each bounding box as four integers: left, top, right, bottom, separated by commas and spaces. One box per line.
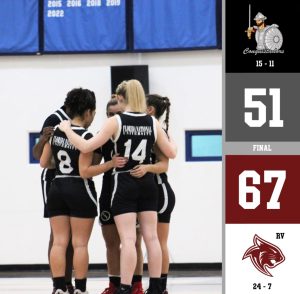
59, 120, 71, 132
130, 165, 148, 178
40, 126, 54, 142
112, 155, 128, 168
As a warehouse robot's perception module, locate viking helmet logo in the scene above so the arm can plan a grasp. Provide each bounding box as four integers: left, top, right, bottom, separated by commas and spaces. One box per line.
242, 234, 285, 277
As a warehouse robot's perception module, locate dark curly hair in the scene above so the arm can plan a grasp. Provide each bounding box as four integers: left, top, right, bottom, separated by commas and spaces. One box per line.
64, 88, 96, 119
146, 94, 171, 132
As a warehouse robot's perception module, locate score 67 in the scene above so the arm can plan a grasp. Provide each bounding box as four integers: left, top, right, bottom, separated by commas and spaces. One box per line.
239, 170, 286, 210
244, 88, 284, 127
226, 155, 300, 224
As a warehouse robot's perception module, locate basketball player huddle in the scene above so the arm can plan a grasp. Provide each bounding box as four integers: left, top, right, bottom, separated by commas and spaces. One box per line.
33, 80, 177, 294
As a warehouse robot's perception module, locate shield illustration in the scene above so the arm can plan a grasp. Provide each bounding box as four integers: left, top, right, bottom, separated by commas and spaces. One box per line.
263, 26, 283, 50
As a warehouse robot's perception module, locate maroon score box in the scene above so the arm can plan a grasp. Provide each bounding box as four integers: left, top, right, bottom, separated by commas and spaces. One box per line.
226, 155, 300, 224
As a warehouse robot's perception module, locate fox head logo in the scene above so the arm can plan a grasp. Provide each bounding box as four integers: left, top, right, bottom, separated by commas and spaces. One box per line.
242, 234, 285, 277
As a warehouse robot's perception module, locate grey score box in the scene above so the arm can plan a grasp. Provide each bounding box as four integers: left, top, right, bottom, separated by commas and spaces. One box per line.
226, 73, 300, 142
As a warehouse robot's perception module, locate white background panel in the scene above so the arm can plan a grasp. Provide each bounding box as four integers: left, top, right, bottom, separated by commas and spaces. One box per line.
226, 224, 300, 294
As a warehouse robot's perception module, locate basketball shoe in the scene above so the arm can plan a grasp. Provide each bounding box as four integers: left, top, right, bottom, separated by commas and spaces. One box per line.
131, 281, 144, 294
52, 289, 69, 294
101, 282, 118, 294
74, 290, 88, 294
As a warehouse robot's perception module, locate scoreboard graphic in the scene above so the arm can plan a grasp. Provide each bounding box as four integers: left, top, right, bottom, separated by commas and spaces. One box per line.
225, 0, 300, 293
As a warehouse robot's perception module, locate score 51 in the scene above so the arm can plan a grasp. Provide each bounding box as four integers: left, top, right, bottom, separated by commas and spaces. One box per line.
244, 88, 284, 127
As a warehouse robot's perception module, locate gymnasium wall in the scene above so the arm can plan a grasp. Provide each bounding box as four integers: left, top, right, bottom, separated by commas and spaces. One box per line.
0, 50, 222, 265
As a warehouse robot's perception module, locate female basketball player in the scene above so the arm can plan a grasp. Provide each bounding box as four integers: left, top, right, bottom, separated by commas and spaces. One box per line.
33, 104, 74, 294
41, 88, 124, 294
131, 94, 175, 294
58, 80, 177, 294
98, 98, 144, 294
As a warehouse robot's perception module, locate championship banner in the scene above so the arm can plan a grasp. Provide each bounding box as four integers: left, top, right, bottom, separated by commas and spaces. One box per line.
44, 0, 126, 52
0, 0, 38, 53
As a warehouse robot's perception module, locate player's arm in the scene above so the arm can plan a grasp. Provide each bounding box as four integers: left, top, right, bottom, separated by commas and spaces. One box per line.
130, 147, 169, 178
59, 117, 118, 153
40, 142, 55, 169
79, 153, 127, 179
155, 119, 177, 159
32, 126, 54, 160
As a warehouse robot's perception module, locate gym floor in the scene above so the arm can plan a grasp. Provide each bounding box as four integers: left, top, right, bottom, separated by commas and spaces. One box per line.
0, 269, 222, 294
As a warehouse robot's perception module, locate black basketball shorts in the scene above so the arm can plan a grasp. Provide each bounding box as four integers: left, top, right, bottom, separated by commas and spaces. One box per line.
41, 168, 56, 218
47, 177, 98, 218
111, 172, 159, 217
99, 176, 115, 225
156, 176, 176, 223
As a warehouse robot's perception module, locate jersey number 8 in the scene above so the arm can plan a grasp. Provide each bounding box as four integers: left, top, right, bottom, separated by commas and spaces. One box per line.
57, 150, 74, 174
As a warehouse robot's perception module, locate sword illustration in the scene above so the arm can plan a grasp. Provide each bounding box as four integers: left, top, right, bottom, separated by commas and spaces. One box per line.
249, 4, 251, 28
245, 4, 253, 39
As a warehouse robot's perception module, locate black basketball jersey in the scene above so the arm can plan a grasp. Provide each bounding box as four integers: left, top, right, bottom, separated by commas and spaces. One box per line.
101, 139, 114, 178
150, 151, 168, 183
50, 125, 93, 177
40, 106, 70, 134
113, 112, 156, 172
40, 107, 70, 181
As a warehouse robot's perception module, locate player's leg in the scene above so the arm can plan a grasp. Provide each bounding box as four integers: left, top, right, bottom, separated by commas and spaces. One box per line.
48, 227, 54, 275
43, 170, 74, 293
49, 215, 71, 293
67, 178, 97, 293
138, 211, 162, 294
114, 212, 137, 291
41, 170, 55, 287
132, 227, 144, 294
157, 223, 170, 294
101, 223, 121, 293
65, 235, 74, 294
112, 173, 139, 293
99, 182, 121, 294
70, 217, 95, 293
157, 181, 175, 294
